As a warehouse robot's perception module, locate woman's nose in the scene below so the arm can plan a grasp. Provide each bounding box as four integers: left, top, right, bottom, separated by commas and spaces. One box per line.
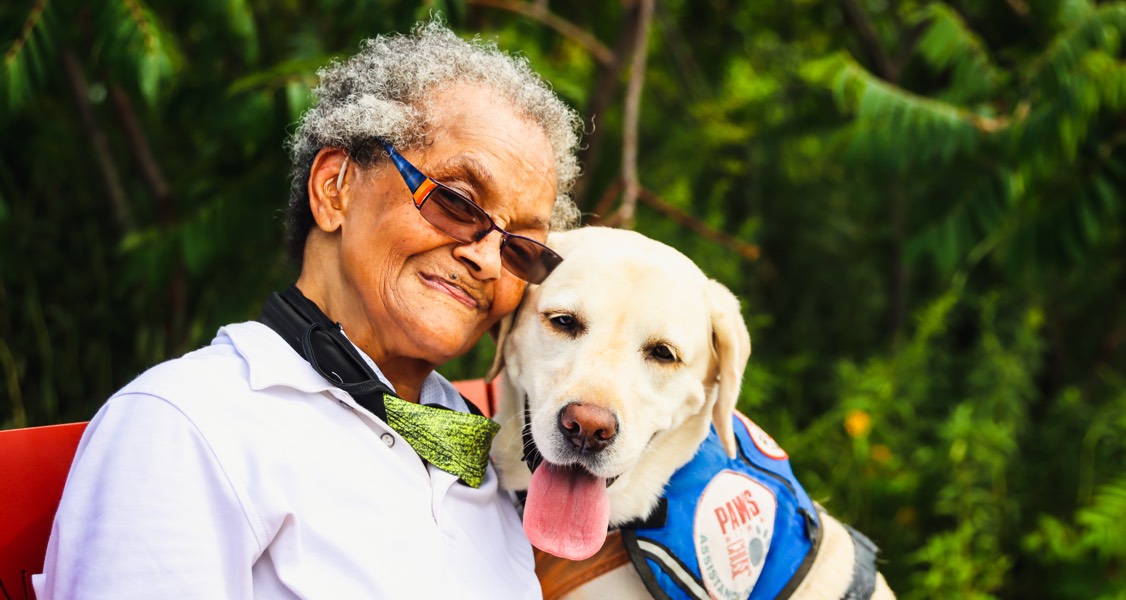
453, 229, 505, 280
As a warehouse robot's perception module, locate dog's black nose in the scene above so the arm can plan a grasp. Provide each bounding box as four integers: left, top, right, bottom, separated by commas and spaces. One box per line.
558, 403, 618, 453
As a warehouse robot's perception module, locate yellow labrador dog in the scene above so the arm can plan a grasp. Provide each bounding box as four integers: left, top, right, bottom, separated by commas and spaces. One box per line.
488, 227, 894, 599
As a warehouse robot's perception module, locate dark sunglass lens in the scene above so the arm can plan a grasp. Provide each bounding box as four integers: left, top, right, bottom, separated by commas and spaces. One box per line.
502, 238, 562, 284
420, 188, 491, 242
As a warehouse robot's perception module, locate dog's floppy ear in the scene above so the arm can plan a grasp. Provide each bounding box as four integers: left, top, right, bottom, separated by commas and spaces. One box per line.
486, 313, 514, 382
707, 279, 752, 458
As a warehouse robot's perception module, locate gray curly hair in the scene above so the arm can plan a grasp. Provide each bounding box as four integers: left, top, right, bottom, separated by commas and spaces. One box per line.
285, 20, 584, 264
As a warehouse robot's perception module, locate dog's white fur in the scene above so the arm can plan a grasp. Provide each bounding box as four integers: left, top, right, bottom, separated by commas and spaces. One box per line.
489, 227, 893, 599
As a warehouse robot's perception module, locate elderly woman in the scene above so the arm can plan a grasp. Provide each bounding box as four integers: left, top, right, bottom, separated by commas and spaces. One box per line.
35, 22, 581, 599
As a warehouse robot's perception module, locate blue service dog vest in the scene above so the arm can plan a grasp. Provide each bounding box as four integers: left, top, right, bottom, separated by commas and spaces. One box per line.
621, 412, 822, 600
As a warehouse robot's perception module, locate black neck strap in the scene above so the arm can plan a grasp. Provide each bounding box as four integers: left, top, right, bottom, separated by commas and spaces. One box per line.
258, 285, 393, 422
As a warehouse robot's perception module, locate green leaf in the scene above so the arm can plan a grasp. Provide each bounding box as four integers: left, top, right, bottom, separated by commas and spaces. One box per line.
1092, 174, 1119, 217
219, 0, 258, 62
0, 0, 56, 113
913, 3, 1005, 103
801, 51, 982, 167
285, 80, 315, 122
1026, 3, 1126, 95
1060, 0, 1095, 27
1077, 196, 1100, 243
94, 0, 182, 106
227, 56, 328, 95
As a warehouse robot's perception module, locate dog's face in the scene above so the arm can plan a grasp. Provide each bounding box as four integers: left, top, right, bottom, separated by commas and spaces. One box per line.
490, 227, 751, 560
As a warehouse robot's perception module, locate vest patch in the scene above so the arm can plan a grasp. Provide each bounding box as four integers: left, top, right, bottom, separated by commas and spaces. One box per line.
621, 412, 822, 600
695, 471, 777, 600
736, 411, 787, 460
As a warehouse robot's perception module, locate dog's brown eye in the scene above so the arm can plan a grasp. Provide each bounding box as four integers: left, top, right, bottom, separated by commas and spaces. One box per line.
547, 313, 583, 336
648, 344, 677, 363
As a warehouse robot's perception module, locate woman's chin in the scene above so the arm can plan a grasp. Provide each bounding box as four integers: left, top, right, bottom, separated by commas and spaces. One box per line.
412, 322, 485, 365
394, 287, 491, 364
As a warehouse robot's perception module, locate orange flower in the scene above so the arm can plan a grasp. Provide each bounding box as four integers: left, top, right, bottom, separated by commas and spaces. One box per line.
844, 409, 872, 438
871, 444, 892, 463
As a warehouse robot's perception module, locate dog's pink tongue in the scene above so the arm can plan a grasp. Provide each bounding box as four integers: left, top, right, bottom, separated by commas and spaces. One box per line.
523, 463, 610, 560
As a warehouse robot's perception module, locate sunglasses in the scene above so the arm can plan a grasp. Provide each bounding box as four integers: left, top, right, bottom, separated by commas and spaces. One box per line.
351, 141, 563, 285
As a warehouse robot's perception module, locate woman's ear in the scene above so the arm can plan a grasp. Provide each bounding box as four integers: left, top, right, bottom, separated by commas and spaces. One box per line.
307, 148, 350, 233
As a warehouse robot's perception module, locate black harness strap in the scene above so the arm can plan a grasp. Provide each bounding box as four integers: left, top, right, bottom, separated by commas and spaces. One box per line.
842, 524, 880, 599
522, 395, 544, 473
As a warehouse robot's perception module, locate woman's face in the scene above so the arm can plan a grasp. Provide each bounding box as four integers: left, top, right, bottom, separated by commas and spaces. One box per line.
334, 83, 558, 367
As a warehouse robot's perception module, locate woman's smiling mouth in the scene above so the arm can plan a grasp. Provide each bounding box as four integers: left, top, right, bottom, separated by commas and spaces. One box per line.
421, 273, 480, 309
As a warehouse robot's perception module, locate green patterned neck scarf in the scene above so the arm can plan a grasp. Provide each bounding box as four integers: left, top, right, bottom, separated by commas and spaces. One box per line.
382, 394, 500, 488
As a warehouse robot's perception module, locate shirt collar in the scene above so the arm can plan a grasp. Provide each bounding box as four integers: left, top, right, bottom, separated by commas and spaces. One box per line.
341, 329, 469, 413
217, 321, 472, 415
216, 321, 340, 395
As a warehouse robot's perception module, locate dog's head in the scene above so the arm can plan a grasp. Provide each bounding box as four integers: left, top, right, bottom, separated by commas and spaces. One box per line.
488, 227, 751, 559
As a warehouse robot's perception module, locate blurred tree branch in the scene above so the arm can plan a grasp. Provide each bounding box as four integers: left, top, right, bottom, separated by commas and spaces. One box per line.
617, 0, 653, 229
465, 0, 614, 65
839, 0, 924, 82
570, 3, 643, 208
837, 0, 925, 337
637, 188, 760, 262
590, 181, 760, 262
4, 0, 48, 69
839, 0, 895, 79
61, 51, 135, 233
107, 84, 187, 355
109, 85, 171, 212
1005, 0, 1031, 18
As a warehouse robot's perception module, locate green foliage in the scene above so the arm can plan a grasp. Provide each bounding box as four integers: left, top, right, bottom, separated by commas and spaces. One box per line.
802, 50, 981, 168
1, 1, 1124, 598
913, 3, 1004, 104
95, 0, 182, 105
1, 0, 55, 111
1022, 383, 1126, 596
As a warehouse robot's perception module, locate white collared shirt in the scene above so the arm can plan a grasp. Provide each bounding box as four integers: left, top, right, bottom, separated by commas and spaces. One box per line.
34, 322, 540, 599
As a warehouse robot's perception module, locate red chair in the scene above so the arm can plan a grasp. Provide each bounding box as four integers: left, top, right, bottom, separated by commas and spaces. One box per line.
0, 379, 496, 600
0, 422, 87, 600
451, 377, 499, 418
